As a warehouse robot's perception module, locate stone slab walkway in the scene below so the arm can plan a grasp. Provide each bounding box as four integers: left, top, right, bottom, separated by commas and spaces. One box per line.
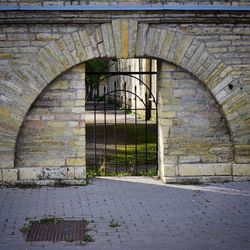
0, 177, 250, 250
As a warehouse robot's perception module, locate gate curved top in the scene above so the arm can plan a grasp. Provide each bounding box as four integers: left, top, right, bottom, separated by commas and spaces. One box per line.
0, 19, 247, 167
86, 74, 157, 105
93, 89, 148, 109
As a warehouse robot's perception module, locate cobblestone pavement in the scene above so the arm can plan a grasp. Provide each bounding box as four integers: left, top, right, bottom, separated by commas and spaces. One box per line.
0, 177, 250, 250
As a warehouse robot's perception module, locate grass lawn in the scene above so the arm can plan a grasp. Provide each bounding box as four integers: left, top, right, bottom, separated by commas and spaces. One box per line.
86, 123, 158, 176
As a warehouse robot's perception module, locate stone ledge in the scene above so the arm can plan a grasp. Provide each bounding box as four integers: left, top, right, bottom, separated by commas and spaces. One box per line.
19, 167, 43, 180
0, 179, 87, 187
1, 167, 86, 182
162, 176, 234, 184
233, 164, 250, 176
2, 169, 18, 181
162, 175, 250, 184
2, 12, 250, 25
233, 176, 250, 182
178, 163, 232, 176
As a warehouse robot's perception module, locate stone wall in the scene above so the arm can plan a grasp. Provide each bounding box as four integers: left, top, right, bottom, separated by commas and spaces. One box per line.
14, 64, 86, 183
0, 10, 249, 183
157, 61, 234, 182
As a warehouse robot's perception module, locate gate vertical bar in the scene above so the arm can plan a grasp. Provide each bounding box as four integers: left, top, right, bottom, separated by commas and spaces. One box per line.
156, 103, 158, 174
135, 85, 138, 175
124, 81, 128, 173
94, 90, 97, 172
114, 82, 117, 174
145, 91, 148, 174
104, 86, 107, 175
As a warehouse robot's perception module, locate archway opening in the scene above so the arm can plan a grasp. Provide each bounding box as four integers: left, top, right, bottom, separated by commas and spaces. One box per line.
14, 56, 233, 183
85, 58, 158, 177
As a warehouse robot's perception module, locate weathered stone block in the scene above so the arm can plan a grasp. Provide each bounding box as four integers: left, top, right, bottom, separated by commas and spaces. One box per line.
233, 164, 250, 176
77, 90, 85, 99
164, 164, 177, 177
0, 159, 14, 169
164, 155, 178, 164
136, 23, 148, 57
186, 43, 205, 71
178, 163, 231, 176
67, 167, 75, 179
74, 167, 86, 179
0, 106, 10, 118
50, 80, 69, 90
101, 23, 115, 58
162, 111, 176, 118
217, 154, 232, 163
72, 107, 85, 114
36, 33, 59, 41
160, 30, 175, 59
23, 120, 46, 129
128, 19, 138, 58
112, 19, 136, 59
235, 155, 250, 164
44, 167, 67, 179
2, 169, 18, 181
179, 156, 200, 163
66, 158, 85, 166
173, 35, 193, 64
19, 167, 43, 180
201, 155, 217, 163
39, 159, 66, 168
76, 149, 85, 158
73, 127, 85, 135
212, 75, 233, 95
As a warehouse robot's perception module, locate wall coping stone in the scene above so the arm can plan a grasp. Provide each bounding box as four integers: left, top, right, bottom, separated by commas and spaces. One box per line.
1, 9, 250, 24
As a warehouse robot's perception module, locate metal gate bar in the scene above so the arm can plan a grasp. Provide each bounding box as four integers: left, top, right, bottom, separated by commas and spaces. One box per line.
124, 81, 128, 173
114, 82, 117, 173
104, 86, 107, 175
135, 85, 138, 175
94, 94, 97, 172
145, 90, 148, 174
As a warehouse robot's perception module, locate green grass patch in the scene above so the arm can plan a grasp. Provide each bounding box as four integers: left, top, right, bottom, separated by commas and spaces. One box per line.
39, 216, 61, 224
86, 123, 158, 176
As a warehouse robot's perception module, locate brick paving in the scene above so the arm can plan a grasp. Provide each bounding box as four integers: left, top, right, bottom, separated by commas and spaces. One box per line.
0, 177, 250, 250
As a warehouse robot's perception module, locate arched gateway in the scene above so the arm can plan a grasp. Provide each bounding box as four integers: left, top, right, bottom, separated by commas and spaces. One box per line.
0, 4, 249, 184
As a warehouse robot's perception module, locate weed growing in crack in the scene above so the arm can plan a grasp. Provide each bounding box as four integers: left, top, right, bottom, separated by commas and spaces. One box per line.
20, 223, 31, 233
109, 219, 120, 228
83, 234, 95, 242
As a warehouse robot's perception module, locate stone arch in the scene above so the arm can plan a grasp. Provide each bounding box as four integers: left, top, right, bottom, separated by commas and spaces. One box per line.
1, 19, 248, 178
17, 22, 238, 142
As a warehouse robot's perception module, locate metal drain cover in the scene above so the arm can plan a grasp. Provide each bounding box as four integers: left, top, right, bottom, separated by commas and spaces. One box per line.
26, 220, 87, 242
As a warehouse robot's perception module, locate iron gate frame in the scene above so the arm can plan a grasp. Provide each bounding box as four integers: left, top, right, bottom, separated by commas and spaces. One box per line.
86, 72, 158, 176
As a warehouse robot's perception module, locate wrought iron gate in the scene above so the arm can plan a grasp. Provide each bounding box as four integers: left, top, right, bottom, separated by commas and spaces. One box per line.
86, 73, 158, 176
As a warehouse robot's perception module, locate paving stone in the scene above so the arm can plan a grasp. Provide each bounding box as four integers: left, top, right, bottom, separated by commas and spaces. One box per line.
0, 177, 249, 249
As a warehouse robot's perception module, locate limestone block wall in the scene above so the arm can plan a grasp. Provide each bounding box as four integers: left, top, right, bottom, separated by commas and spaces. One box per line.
0, 10, 249, 183
15, 64, 86, 183
157, 61, 233, 182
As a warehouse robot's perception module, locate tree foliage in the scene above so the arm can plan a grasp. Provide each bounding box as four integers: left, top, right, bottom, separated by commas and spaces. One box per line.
86, 59, 109, 89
